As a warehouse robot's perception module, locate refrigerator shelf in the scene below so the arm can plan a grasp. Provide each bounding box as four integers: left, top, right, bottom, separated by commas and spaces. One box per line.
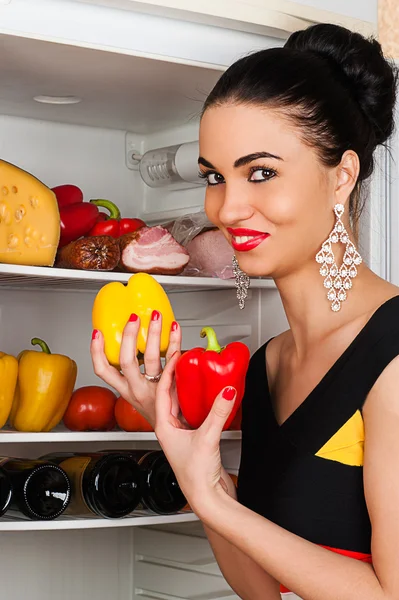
0, 427, 242, 443
0, 264, 275, 293
0, 510, 199, 531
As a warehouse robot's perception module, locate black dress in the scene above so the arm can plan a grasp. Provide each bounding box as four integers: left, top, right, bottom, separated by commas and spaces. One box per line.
237, 296, 399, 570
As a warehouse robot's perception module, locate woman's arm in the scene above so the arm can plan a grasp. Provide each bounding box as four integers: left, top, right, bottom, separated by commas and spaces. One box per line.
195, 357, 399, 600
204, 470, 280, 600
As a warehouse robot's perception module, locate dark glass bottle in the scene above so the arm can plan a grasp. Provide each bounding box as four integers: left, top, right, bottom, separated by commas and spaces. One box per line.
126, 450, 186, 515
0, 465, 12, 517
41, 452, 142, 519
0, 458, 70, 520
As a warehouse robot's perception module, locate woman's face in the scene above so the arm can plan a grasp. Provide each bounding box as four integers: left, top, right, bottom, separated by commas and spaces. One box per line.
199, 103, 341, 279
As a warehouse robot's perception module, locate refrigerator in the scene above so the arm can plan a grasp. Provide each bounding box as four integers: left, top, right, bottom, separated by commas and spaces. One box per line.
0, 1, 382, 598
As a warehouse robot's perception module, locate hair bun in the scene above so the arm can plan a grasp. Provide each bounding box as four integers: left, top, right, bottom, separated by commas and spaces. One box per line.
285, 24, 397, 146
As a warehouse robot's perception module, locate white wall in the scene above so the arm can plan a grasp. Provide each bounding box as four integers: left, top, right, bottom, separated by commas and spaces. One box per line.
289, 0, 377, 23
0, 115, 141, 217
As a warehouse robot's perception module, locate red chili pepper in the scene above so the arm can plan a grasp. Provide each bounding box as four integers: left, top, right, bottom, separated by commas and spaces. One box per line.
175, 327, 250, 430
52, 184, 102, 247
88, 199, 146, 238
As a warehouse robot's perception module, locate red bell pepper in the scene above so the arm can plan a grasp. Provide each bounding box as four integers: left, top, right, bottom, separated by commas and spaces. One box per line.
175, 327, 250, 430
52, 184, 102, 247
52, 184, 83, 206
88, 199, 146, 237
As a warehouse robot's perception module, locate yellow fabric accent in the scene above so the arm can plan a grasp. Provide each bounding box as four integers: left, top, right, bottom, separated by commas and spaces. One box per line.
0, 159, 60, 266
315, 410, 364, 466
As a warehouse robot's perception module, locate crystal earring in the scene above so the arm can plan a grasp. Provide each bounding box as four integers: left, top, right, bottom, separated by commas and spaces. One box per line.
232, 255, 250, 309
316, 203, 362, 312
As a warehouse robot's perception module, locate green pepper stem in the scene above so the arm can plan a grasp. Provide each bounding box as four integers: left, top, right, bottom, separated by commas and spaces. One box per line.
31, 338, 51, 354
200, 327, 222, 353
90, 199, 121, 220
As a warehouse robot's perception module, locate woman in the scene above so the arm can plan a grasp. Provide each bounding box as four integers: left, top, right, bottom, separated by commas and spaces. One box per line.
91, 23, 399, 600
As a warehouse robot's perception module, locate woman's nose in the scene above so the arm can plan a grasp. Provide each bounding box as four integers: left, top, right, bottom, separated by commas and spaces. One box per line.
218, 184, 255, 226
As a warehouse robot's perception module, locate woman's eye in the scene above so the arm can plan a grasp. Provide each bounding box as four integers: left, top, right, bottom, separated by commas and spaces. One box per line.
206, 172, 225, 186
249, 168, 276, 182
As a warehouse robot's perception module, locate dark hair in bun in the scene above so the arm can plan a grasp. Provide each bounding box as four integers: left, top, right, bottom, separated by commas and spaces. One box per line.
202, 23, 398, 224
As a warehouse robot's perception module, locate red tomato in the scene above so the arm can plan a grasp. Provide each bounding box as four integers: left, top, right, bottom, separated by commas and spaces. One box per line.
63, 386, 117, 431
114, 396, 153, 432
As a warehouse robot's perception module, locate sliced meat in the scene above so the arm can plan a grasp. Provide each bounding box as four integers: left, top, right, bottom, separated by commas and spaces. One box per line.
119, 225, 189, 275
183, 229, 233, 279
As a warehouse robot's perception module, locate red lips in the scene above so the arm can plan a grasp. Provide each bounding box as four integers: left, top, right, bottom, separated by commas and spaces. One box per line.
227, 227, 270, 252
227, 228, 268, 236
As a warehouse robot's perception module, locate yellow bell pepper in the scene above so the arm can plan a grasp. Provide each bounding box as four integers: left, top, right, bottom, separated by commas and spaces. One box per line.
0, 352, 18, 428
92, 272, 175, 368
10, 338, 77, 432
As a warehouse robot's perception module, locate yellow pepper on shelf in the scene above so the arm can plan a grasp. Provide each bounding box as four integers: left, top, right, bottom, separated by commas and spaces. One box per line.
0, 352, 18, 428
92, 272, 175, 368
10, 338, 77, 432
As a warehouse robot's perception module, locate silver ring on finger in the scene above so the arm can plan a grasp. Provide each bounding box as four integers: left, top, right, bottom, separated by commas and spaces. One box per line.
144, 371, 162, 383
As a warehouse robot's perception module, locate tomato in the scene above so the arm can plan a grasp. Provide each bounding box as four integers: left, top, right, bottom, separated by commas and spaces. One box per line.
63, 386, 117, 431
114, 396, 153, 432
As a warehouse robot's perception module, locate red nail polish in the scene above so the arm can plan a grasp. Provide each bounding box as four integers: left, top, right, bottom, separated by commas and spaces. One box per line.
92, 329, 99, 340
151, 310, 160, 321
222, 386, 236, 401
129, 313, 138, 322
171, 321, 178, 332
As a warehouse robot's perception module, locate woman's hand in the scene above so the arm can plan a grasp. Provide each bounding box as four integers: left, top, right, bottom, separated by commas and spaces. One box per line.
155, 351, 237, 516
90, 311, 181, 427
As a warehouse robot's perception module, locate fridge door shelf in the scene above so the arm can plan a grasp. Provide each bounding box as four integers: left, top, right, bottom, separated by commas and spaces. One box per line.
0, 428, 241, 443
0, 509, 199, 531
0, 263, 275, 293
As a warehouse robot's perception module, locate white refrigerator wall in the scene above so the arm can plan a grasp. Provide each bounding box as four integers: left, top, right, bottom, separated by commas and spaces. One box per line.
387, 105, 399, 286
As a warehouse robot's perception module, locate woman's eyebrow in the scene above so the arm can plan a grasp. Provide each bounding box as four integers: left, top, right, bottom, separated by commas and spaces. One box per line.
198, 156, 215, 169
234, 152, 283, 167
198, 151, 283, 171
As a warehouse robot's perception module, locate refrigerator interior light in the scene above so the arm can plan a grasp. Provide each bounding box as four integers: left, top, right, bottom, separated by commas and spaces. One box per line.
33, 95, 82, 105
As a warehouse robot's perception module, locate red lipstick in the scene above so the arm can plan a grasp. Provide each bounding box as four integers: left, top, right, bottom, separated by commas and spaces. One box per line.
227, 227, 270, 252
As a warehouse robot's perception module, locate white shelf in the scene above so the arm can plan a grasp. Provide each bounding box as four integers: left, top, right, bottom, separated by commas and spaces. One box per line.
0, 427, 242, 443
0, 263, 275, 293
0, 510, 199, 531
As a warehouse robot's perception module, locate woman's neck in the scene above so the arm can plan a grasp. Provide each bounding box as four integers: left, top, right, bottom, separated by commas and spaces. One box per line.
273, 261, 391, 359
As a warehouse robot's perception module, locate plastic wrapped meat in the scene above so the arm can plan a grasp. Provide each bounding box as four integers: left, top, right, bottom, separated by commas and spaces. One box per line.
183, 229, 233, 279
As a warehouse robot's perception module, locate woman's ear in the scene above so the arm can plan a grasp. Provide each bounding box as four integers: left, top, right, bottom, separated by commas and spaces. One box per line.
335, 150, 360, 207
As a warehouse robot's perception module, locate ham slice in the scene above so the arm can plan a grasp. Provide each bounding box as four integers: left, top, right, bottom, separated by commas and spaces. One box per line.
119, 225, 189, 275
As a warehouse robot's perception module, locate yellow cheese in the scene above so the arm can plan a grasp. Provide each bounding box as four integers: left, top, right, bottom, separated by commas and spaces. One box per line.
0, 160, 60, 266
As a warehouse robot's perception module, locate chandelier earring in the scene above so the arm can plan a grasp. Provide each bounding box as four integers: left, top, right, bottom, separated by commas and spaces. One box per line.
232, 255, 250, 309
316, 203, 362, 312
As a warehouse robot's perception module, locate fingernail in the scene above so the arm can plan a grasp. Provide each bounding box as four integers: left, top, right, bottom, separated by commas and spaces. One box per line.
129, 313, 138, 322
171, 321, 178, 332
92, 329, 99, 340
222, 386, 236, 401
151, 310, 160, 321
